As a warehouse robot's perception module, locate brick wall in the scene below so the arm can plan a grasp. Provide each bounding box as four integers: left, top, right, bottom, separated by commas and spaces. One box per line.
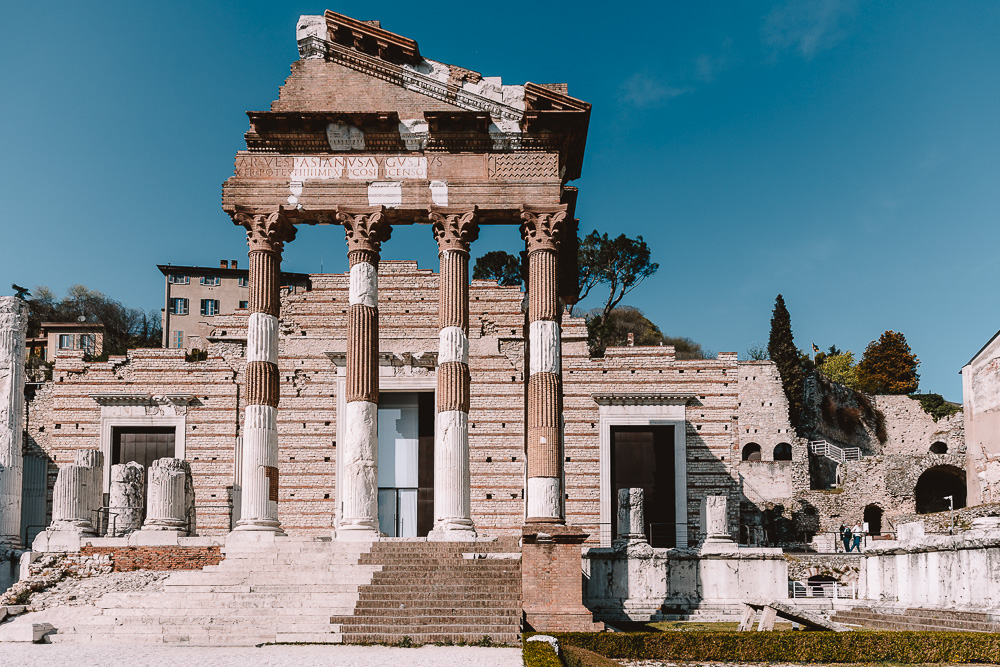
80, 546, 222, 572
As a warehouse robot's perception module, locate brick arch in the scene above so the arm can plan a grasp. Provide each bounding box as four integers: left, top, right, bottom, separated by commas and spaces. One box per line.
742, 442, 762, 461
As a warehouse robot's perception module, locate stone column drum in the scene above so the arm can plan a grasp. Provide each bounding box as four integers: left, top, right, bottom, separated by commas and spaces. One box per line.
0, 297, 27, 546
616, 487, 647, 544
231, 209, 296, 533
143, 458, 190, 533
428, 209, 479, 540
51, 450, 104, 535
521, 209, 568, 523
336, 208, 391, 538
108, 461, 144, 536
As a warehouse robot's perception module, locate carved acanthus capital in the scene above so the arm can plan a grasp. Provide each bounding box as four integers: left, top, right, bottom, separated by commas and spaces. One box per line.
0, 297, 28, 334
520, 209, 568, 254
338, 208, 392, 256
233, 209, 297, 256
431, 208, 479, 254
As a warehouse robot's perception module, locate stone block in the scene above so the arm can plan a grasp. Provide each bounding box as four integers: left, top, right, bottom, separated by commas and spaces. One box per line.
0, 622, 54, 643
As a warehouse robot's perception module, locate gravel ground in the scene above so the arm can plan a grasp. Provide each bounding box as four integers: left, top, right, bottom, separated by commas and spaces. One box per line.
0, 644, 523, 667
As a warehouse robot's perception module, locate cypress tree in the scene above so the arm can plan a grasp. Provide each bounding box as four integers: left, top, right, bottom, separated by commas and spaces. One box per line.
768, 294, 805, 427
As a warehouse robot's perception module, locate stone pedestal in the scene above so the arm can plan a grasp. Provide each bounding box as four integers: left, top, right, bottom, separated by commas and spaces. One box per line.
699, 495, 737, 553
142, 458, 191, 533
615, 487, 647, 545
522, 524, 603, 632
0, 297, 27, 547
108, 462, 144, 536
428, 210, 478, 540
336, 209, 390, 540
231, 209, 296, 533
50, 450, 104, 535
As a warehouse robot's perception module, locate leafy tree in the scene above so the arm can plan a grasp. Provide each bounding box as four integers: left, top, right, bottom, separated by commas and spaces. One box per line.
472, 250, 522, 287
856, 330, 920, 394
575, 231, 658, 320
909, 393, 962, 421
585, 305, 707, 359
813, 344, 843, 368
767, 294, 806, 427
23, 284, 161, 357
818, 351, 860, 389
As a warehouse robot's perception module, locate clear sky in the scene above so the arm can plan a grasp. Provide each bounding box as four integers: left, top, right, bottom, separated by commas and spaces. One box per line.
2, 1, 998, 401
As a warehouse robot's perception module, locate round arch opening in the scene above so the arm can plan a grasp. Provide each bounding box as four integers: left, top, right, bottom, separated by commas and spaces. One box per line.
773, 442, 793, 461
929, 441, 948, 454
742, 443, 762, 462
914, 465, 966, 514
863, 504, 883, 536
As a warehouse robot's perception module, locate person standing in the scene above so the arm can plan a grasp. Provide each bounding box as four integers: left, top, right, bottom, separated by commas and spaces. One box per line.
851, 522, 863, 552
839, 523, 851, 552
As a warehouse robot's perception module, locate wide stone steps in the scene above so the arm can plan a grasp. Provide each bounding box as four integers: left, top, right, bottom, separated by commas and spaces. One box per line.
832, 607, 1000, 632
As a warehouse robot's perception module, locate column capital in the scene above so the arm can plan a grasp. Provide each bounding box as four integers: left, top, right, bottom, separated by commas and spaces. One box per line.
337, 207, 392, 256
430, 208, 479, 254
520, 207, 568, 254
233, 208, 297, 256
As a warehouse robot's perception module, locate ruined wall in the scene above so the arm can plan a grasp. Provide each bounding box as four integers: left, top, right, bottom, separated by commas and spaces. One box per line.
963, 333, 1000, 505
800, 373, 885, 454
874, 395, 964, 457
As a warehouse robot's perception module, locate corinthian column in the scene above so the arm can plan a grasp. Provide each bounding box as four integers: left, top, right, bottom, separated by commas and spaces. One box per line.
0, 297, 27, 546
521, 208, 567, 524
428, 209, 479, 541
232, 208, 296, 533
336, 208, 390, 539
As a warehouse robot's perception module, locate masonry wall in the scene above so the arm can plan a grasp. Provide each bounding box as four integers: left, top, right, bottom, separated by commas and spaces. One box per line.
963, 335, 1000, 505
23, 262, 756, 542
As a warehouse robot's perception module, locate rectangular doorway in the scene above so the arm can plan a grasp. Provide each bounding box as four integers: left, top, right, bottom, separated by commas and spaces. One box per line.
611, 425, 676, 547
111, 426, 177, 526
377, 393, 434, 537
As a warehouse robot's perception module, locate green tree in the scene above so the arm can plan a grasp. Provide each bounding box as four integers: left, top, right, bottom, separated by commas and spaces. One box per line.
585, 305, 707, 359
818, 351, 860, 389
575, 231, 658, 320
767, 294, 806, 427
472, 250, 522, 287
857, 330, 920, 394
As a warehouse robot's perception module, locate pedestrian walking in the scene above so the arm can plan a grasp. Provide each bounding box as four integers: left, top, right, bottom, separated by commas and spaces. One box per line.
839, 523, 850, 552
851, 522, 863, 552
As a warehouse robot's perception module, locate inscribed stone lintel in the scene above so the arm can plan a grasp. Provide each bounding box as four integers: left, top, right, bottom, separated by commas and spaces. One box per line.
266, 466, 279, 502
231, 153, 559, 182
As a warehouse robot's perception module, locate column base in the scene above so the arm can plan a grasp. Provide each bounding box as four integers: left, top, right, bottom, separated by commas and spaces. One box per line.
427, 518, 477, 541
232, 518, 284, 534
334, 525, 380, 541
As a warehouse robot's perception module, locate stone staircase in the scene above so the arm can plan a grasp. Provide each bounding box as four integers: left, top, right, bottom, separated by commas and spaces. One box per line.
832, 606, 1000, 632
46, 535, 376, 645
331, 538, 522, 645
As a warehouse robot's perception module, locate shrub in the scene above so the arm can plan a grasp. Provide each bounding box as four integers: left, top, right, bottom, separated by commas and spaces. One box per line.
523, 640, 562, 667
553, 631, 1000, 664
910, 393, 963, 422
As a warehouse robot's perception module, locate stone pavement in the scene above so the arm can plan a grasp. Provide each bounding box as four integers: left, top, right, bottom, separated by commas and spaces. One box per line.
0, 644, 523, 667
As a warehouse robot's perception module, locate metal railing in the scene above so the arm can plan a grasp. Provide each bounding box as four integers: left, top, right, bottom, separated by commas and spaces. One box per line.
810, 440, 862, 463
789, 580, 857, 600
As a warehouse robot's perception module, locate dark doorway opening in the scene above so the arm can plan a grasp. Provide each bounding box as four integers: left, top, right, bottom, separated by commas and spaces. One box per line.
929, 441, 948, 454
915, 465, 966, 514
112, 427, 176, 470
863, 504, 883, 536
611, 425, 676, 548
773, 442, 793, 461
742, 443, 762, 461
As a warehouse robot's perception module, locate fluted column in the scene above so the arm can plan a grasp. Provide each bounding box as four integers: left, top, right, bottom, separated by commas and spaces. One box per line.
428, 209, 479, 540
336, 208, 391, 539
50, 450, 104, 535
143, 458, 189, 533
521, 208, 568, 524
232, 209, 296, 533
0, 297, 26, 546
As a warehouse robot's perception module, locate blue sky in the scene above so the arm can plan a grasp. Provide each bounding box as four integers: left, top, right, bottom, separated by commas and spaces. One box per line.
2, 1, 998, 401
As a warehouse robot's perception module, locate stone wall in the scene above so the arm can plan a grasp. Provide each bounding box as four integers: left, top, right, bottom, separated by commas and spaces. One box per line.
874, 394, 964, 456
79, 545, 222, 572
24, 262, 747, 542
962, 332, 1000, 505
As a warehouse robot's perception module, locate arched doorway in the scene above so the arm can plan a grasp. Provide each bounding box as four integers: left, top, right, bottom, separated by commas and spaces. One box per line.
929, 441, 948, 454
863, 504, 883, 536
807, 574, 836, 598
915, 465, 966, 514
742, 443, 762, 461
773, 442, 793, 461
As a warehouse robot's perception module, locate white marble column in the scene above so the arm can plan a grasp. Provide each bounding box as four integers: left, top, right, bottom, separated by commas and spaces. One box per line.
616, 487, 646, 544
336, 209, 390, 539
231, 209, 295, 533
428, 210, 478, 541
108, 462, 144, 536
0, 297, 27, 546
50, 450, 104, 535
143, 458, 189, 533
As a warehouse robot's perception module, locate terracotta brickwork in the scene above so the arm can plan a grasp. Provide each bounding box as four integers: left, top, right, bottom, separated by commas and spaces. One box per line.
80, 545, 222, 571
